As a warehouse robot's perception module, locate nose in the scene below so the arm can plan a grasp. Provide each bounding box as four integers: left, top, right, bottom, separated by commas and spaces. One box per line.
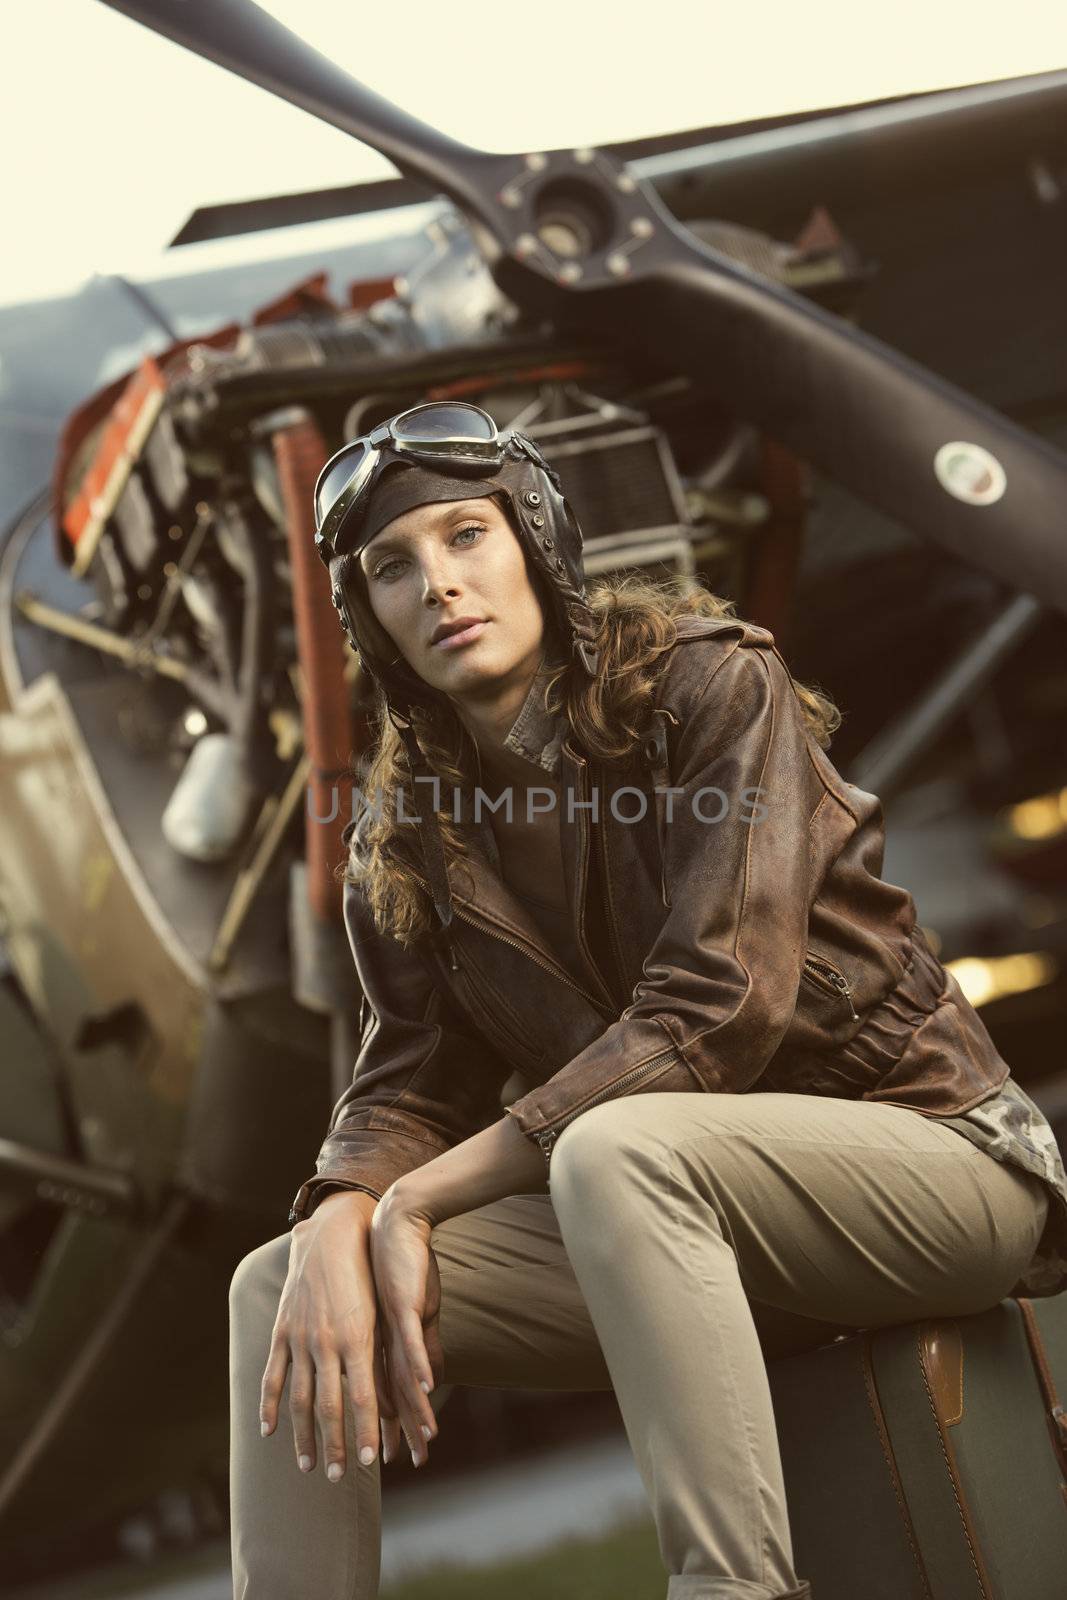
419, 550, 463, 608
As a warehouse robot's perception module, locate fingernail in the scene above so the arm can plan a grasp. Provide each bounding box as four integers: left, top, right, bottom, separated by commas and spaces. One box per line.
420, 1379, 431, 1394
299, 1455, 312, 1473
327, 1462, 343, 1482
410, 1448, 418, 1466
260, 1421, 270, 1437
420, 1424, 432, 1440
359, 1446, 375, 1466
382, 1440, 392, 1465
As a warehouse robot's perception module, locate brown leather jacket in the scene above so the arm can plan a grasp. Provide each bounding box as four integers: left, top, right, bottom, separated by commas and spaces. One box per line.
289, 615, 1010, 1224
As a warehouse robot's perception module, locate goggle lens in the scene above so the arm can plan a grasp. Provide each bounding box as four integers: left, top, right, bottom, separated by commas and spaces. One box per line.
315, 440, 371, 527
392, 402, 496, 443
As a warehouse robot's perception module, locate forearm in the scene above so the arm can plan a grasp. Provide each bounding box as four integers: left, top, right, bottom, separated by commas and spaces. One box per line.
388, 1112, 548, 1228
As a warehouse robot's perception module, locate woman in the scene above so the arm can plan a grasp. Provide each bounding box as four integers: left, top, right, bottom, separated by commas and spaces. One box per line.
229, 403, 1067, 1600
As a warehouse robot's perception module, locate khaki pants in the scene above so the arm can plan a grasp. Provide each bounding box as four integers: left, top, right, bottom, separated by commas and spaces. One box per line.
229, 1092, 1049, 1600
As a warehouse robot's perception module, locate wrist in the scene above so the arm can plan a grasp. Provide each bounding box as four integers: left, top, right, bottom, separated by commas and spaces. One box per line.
310, 1188, 379, 1225
382, 1175, 436, 1226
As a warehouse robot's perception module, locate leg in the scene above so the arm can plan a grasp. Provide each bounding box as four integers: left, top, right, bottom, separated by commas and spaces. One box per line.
547, 1090, 1050, 1600
229, 1232, 383, 1600
228, 1195, 610, 1599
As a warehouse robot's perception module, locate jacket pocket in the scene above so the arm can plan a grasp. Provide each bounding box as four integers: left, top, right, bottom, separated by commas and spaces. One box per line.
451, 956, 546, 1068
800, 950, 860, 1022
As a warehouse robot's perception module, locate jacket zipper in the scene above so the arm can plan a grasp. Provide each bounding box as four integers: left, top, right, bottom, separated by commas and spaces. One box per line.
533, 1047, 680, 1164
802, 954, 860, 1022
596, 775, 631, 1011
403, 862, 616, 1019
569, 749, 627, 1013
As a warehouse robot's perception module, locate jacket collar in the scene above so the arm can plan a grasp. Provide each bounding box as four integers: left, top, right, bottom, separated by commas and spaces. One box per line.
442, 656, 614, 1005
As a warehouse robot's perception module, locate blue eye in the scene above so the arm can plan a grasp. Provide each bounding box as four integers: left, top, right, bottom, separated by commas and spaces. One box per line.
372, 523, 485, 581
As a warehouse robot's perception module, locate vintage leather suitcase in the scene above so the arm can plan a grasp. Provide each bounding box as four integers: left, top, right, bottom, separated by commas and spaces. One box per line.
767, 1294, 1067, 1600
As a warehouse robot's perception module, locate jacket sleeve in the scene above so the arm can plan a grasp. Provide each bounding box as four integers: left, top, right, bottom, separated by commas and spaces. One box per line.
288, 874, 512, 1224
503, 639, 822, 1161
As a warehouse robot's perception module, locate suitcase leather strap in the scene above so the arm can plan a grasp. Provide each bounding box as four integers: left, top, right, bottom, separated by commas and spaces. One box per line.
1015, 1295, 1067, 1495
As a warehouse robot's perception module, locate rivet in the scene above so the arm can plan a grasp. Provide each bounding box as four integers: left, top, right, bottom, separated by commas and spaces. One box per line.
531, 513, 545, 528
555, 558, 565, 571
541, 537, 553, 550
524, 491, 541, 506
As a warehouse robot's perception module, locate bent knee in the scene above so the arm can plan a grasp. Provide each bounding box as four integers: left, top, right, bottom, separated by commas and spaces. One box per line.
550, 1096, 674, 1202
229, 1231, 292, 1322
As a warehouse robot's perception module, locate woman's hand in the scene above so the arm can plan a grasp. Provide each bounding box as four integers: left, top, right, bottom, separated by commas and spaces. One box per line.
259, 1190, 387, 1481
369, 1185, 443, 1467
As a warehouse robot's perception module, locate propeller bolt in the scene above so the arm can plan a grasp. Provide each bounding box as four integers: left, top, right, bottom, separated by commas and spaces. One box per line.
501, 186, 522, 208
616, 174, 637, 193
573, 148, 594, 164
516, 234, 538, 257
559, 262, 582, 283
630, 217, 653, 238
525, 152, 547, 171
607, 253, 631, 277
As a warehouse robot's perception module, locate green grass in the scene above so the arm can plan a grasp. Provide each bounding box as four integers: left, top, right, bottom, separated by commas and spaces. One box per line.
381, 1517, 665, 1599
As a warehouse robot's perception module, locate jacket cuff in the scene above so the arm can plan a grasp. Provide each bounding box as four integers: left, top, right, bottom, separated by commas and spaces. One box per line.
289, 1178, 381, 1226
288, 1123, 452, 1224
504, 1015, 695, 1164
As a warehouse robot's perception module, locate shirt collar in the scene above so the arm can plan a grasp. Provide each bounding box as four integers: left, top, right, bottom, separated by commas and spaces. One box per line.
501, 653, 568, 779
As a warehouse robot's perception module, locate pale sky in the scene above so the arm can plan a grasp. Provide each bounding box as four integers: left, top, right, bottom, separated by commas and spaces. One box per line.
2, 0, 1066, 302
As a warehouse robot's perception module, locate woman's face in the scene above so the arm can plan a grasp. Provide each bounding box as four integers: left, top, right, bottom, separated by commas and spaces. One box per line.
354, 493, 547, 705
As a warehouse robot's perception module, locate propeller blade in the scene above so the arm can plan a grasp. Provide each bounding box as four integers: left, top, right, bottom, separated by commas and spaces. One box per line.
99, 0, 1067, 613
97, 0, 498, 207
574, 222, 1067, 613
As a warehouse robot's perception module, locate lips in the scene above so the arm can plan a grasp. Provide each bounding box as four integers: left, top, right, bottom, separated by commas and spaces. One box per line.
430, 616, 486, 647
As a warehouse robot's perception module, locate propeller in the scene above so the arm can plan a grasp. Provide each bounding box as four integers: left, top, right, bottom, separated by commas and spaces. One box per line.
100, 0, 1067, 613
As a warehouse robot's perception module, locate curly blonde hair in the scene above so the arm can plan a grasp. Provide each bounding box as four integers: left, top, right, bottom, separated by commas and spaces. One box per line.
337, 562, 841, 950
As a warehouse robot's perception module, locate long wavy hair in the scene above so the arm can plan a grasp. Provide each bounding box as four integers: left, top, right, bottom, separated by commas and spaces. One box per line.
339, 523, 840, 948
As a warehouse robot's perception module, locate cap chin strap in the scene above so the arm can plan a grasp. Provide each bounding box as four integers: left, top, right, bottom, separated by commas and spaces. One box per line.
384, 701, 456, 930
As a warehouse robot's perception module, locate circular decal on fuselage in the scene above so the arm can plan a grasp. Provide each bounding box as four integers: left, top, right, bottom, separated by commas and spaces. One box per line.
933, 441, 1007, 506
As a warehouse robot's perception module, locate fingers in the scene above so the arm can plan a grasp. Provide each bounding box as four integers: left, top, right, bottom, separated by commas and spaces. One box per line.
287, 1347, 318, 1474
259, 1331, 290, 1439
314, 1356, 349, 1482
261, 1336, 381, 1482
342, 1340, 382, 1475
386, 1311, 438, 1467
373, 1333, 403, 1466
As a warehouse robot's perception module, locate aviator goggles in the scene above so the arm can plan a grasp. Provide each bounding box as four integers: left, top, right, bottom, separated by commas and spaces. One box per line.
313, 401, 515, 564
